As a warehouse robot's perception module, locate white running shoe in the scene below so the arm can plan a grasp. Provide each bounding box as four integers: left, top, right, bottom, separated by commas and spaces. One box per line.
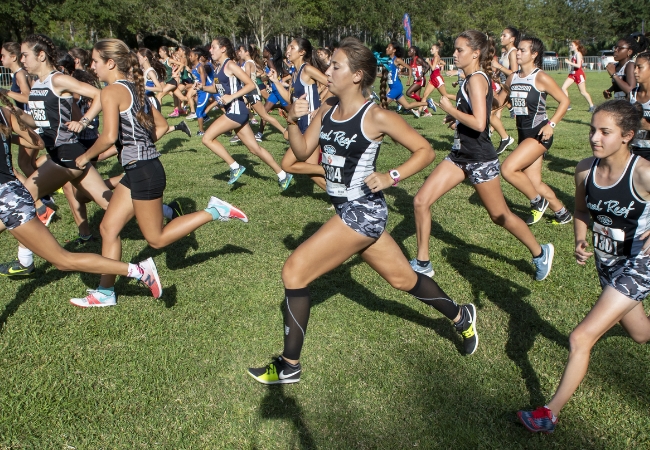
207, 197, 249, 222
70, 289, 117, 308
137, 257, 163, 299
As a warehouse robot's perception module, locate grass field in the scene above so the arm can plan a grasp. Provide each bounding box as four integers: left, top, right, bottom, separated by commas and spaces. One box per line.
0, 71, 648, 449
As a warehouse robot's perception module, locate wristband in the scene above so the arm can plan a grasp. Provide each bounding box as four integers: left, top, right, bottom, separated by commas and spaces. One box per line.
389, 169, 401, 186
80, 117, 90, 128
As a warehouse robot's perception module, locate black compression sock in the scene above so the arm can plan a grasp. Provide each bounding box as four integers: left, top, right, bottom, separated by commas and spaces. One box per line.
416, 259, 430, 267
36, 204, 47, 215
282, 287, 311, 361
408, 272, 460, 320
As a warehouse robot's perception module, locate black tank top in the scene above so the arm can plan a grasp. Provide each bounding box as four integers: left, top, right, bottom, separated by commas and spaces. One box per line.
0, 109, 16, 185
28, 71, 77, 149
585, 155, 650, 265
510, 68, 548, 129
319, 101, 381, 204
449, 71, 497, 162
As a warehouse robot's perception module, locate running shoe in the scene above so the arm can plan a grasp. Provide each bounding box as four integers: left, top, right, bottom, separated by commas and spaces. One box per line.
588, 105, 595, 113
411, 108, 420, 118
38, 206, 56, 227
70, 289, 117, 308
422, 112, 433, 117
495, 136, 515, 155
454, 303, 478, 355
186, 112, 197, 120
248, 356, 301, 385
371, 91, 380, 103
228, 166, 246, 184
197, 131, 205, 137
137, 257, 163, 298
168, 108, 180, 118
526, 198, 549, 225
251, 118, 259, 125
532, 243, 554, 281
167, 200, 184, 220
278, 174, 293, 191
207, 196, 248, 222
517, 406, 557, 434
551, 210, 573, 225
229, 135, 241, 145
509, 108, 515, 119
566, 105, 572, 111
176, 121, 191, 137
396, 104, 403, 113
0, 259, 35, 277
426, 98, 437, 112
41, 195, 55, 206
409, 258, 434, 277
55, 187, 64, 194
254, 132, 263, 142
66, 234, 95, 246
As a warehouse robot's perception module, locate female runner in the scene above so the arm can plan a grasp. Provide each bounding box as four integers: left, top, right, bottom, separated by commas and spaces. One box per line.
518, 100, 650, 433
70, 39, 247, 307
405, 46, 432, 116
0, 92, 162, 298
411, 31, 554, 281
199, 37, 290, 188
630, 51, 650, 160
256, 42, 291, 140
380, 41, 426, 117
269, 38, 329, 190
561, 40, 595, 112
248, 37, 479, 385
490, 26, 520, 152
420, 42, 455, 107
603, 35, 643, 100
156, 46, 180, 111
499, 37, 572, 226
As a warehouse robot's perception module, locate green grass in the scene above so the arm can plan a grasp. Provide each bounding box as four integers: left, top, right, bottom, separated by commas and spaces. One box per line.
0, 71, 648, 448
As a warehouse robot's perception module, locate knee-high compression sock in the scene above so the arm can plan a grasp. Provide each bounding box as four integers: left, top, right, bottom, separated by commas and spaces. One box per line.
282, 288, 311, 361
408, 272, 460, 320
410, 93, 422, 101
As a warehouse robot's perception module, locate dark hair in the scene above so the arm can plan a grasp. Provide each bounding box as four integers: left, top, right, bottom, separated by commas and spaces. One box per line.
337, 37, 377, 97
71, 68, 98, 87
265, 41, 285, 76
631, 32, 649, 54
213, 37, 236, 60
0, 91, 33, 140
636, 51, 650, 64
389, 40, 404, 58
520, 37, 544, 68
2, 42, 21, 60
593, 100, 643, 137
410, 46, 422, 58
292, 37, 328, 73
69, 47, 89, 68
57, 53, 76, 74
23, 34, 58, 67
458, 30, 496, 80
159, 45, 169, 56
504, 27, 520, 47
138, 48, 166, 82
619, 34, 649, 57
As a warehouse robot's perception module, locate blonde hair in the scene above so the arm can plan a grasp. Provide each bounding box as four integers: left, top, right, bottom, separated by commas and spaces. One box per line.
93, 39, 155, 136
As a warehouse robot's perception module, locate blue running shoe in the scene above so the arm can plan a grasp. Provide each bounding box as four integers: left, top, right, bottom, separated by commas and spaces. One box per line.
426, 98, 437, 112
396, 104, 403, 113
279, 174, 293, 191
409, 258, 434, 277
517, 406, 557, 434
228, 165, 246, 184
532, 243, 554, 281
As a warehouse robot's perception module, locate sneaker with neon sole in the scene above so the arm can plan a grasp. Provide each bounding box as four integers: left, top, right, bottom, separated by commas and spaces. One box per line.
228, 165, 246, 184
278, 174, 293, 191
37, 206, 56, 227
526, 198, 549, 225
248, 356, 301, 385
0, 259, 35, 277
455, 303, 478, 355
207, 197, 248, 222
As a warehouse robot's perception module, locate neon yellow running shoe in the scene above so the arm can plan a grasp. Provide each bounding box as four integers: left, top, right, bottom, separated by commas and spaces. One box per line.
248, 356, 301, 384
525, 198, 549, 225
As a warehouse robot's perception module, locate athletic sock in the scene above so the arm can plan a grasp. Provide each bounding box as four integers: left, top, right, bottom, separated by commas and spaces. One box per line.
282, 287, 311, 361
97, 286, 115, 297
534, 247, 544, 259
36, 204, 47, 215
410, 93, 422, 101
17, 246, 33, 267
277, 170, 287, 181
544, 405, 558, 421
127, 263, 143, 280
416, 259, 430, 268
554, 207, 568, 217
162, 204, 173, 220
229, 162, 240, 171
408, 272, 460, 320
204, 207, 221, 221
530, 195, 542, 205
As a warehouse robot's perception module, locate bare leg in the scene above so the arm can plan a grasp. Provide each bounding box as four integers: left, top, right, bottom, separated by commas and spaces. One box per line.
201, 115, 240, 165
577, 82, 594, 107
281, 146, 326, 190
237, 123, 283, 174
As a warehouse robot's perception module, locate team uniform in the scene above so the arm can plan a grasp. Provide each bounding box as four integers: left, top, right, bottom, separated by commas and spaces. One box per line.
499, 48, 515, 84
446, 71, 500, 184
410, 58, 424, 87
386, 57, 403, 100
192, 63, 213, 120
630, 86, 650, 160
585, 155, 650, 300
214, 59, 248, 125
610, 60, 632, 99
0, 109, 36, 230
567, 54, 586, 84
28, 71, 85, 169
267, 80, 289, 108
510, 68, 553, 150
429, 64, 445, 89
241, 60, 261, 106
291, 63, 321, 134
10, 68, 28, 111
144, 67, 162, 112
77, 95, 99, 158
320, 101, 386, 238
114, 80, 164, 200
162, 59, 176, 87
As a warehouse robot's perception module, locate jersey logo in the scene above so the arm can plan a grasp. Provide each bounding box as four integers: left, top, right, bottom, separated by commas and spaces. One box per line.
323, 145, 336, 155
29, 90, 49, 97
597, 215, 613, 226
320, 130, 357, 149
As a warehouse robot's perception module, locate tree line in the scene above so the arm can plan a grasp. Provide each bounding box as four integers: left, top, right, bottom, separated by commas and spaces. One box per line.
1, 0, 647, 55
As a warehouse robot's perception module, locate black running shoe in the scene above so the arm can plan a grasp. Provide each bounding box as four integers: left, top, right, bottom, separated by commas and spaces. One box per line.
551, 209, 573, 225
495, 136, 514, 155
168, 200, 185, 220
526, 198, 549, 225
248, 356, 301, 384
455, 304, 478, 355
176, 121, 192, 137
0, 259, 35, 277
66, 234, 95, 246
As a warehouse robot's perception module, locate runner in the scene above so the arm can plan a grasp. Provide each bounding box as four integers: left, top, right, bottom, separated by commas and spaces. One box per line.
561, 40, 595, 112
603, 35, 643, 100
380, 41, 427, 117
630, 51, 650, 160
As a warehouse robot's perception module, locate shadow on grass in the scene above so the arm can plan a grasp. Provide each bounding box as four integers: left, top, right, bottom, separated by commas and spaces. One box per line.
280, 175, 329, 203
545, 153, 581, 177
160, 137, 195, 154
212, 153, 274, 186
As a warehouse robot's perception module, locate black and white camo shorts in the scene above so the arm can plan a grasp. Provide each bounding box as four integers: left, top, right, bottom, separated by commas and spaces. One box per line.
334, 193, 388, 239
596, 255, 650, 302
0, 180, 36, 230
445, 156, 501, 185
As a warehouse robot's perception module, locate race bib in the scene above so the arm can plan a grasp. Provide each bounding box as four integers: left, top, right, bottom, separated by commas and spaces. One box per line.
632, 130, 650, 148
215, 84, 225, 95
593, 222, 625, 265
510, 92, 528, 116
28, 101, 50, 128
322, 152, 346, 197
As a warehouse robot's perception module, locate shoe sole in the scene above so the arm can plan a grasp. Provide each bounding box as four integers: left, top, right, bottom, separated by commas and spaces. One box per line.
40, 210, 56, 227
535, 244, 554, 281
0, 271, 34, 277
465, 303, 478, 355
141, 257, 163, 298
415, 268, 434, 277
208, 197, 249, 222
70, 300, 116, 308
280, 174, 293, 191
247, 370, 300, 385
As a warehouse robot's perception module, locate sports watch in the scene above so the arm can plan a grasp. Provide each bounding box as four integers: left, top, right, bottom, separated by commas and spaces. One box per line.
389, 169, 401, 186
549, 121, 556, 128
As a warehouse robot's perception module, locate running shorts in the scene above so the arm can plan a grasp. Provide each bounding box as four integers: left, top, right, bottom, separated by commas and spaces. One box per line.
0, 180, 36, 230
120, 158, 166, 200
334, 193, 387, 239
